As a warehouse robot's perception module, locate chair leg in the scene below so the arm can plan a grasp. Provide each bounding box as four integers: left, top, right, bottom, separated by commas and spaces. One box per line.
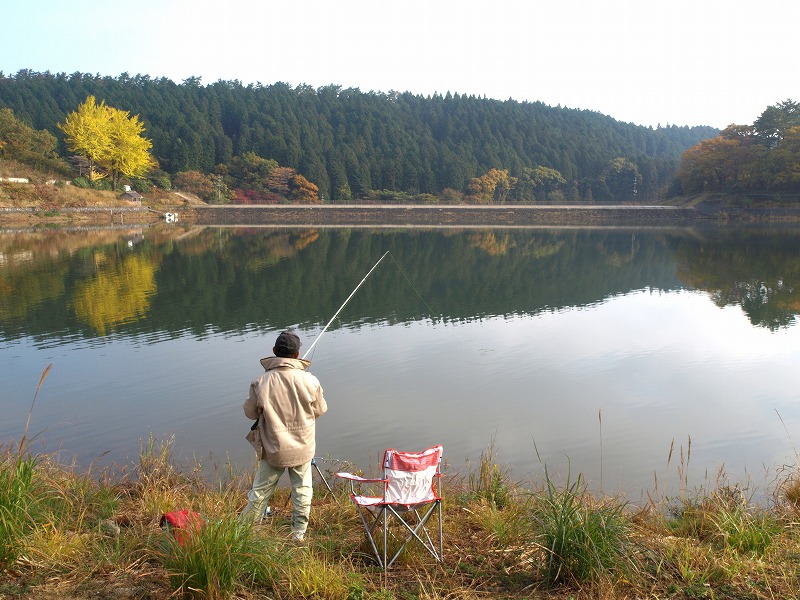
385, 502, 443, 568
355, 506, 386, 568
438, 499, 443, 562
436, 474, 443, 562
383, 503, 388, 571
356, 501, 443, 569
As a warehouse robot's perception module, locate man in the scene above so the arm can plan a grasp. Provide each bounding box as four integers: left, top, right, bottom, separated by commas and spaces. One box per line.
240, 331, 327, 541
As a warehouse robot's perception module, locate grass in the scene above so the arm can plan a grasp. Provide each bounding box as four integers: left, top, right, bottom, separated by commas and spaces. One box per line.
530, 465, 634, 586
6, 374, 800, 598
0, 157, 188, 223
4, 442, 800, 599
466, 436, 512, 509
0, 450, 40, 567
0, 364, 52, 568
159, 514, 284, 599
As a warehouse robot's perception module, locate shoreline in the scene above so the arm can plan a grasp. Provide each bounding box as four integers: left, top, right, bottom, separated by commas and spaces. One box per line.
4, 201, 800, 229
3, 436, 800, 599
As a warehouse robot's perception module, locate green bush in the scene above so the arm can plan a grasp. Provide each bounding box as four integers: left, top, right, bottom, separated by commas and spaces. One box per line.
130, 178, 151, 193
531, 467, 633, 585
0, 450, 40, 567
413, 193, 439, 204
158, 514, 283, 598
149, 170, 172, 191
468, 444, 511, 509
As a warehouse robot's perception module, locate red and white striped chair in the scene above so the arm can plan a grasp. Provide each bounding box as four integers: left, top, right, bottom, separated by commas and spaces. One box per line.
336, 445, 443, 569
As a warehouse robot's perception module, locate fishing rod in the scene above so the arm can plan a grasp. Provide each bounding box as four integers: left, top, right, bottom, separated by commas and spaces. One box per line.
302, 250, 389, 360
253, 251, 391, 522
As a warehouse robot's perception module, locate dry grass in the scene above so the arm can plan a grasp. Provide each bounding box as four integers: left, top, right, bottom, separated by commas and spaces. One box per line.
5, 426, 800, 599
0, 157, 194, 218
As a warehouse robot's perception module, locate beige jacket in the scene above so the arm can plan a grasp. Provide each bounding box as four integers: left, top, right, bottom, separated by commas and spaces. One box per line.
244, 356, 327, 468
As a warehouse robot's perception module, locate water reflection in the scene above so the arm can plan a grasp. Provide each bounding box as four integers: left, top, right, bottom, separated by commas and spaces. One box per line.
1, 225, 799, 502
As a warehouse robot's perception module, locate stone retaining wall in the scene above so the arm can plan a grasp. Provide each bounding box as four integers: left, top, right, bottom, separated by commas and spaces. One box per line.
0, 206, 153, 213
193, 205, 712, 227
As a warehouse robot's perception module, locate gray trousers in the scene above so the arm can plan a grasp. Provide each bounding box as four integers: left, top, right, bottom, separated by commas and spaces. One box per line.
239, 459, 313, 534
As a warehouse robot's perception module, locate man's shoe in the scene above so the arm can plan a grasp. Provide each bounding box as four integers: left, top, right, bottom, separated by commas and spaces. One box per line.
258, 506, 273, 524
291, 531, 305, 542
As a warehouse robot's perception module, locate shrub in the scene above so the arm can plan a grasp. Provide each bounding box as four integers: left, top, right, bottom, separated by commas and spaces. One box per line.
468, 442, 512, 509
413, 193, 439, 204
531, 467, 633, 585
130, 178, 151, 193
159, 514, 282, 599
0, 450, 40, 567
148, 169, 172, 191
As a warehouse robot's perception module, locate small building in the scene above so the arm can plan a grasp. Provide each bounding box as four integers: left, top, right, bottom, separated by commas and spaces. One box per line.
120, 191, 143, 203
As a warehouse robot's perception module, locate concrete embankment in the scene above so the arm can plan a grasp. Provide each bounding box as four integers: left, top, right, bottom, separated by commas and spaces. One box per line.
0, 206, 165, 227
191, 203, 797, 228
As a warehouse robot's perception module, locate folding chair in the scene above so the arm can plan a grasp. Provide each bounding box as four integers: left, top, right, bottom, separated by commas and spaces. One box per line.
336, 445, 443, 569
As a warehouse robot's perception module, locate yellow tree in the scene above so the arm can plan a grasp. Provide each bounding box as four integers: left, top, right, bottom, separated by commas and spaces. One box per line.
58, 96, 111, 186
59, 96, 154, 190
100, 106, 155, 191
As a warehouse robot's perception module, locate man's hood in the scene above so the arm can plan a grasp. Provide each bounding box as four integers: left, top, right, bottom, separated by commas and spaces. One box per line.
260, 356, 312, 371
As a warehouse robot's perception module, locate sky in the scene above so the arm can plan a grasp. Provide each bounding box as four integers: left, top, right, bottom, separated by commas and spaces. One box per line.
1, 0, 797, 129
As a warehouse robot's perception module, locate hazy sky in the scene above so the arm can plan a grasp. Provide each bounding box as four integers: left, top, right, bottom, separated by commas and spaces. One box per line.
2, 0, 796, 129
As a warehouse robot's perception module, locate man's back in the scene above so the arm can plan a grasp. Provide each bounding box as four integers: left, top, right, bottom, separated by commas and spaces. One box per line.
244, 355, 327, 467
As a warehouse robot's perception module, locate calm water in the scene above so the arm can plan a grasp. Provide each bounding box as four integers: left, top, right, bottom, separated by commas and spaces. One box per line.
1, 225, 799, 503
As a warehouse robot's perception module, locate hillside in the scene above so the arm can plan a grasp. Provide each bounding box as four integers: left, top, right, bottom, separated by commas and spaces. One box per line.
0, 70, 718, 202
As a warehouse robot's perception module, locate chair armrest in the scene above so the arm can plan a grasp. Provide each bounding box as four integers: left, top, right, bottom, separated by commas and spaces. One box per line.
335, 472, 387, 483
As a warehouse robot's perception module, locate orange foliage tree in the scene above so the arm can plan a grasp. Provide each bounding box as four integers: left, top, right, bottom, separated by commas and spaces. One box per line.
289, 173, 320, 204
769, 127, 800, 189
678, 99, 800, 194
173, 170, 219, 202
465, 168, 516, 204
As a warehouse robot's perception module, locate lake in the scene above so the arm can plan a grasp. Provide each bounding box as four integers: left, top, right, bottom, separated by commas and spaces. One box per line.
2, 224, 799, 505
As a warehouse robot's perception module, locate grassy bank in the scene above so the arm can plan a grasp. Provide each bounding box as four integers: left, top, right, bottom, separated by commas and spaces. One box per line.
4, 372, 800, 598
5, 438, 800, 599
0, 159, 199, 229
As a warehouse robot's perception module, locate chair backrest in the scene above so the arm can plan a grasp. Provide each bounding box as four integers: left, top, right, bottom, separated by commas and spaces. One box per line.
383, 445, 443, 505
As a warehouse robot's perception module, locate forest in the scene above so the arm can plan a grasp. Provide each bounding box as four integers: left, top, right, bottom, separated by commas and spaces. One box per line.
0, 69, 722, 203
677, 99, 800, 195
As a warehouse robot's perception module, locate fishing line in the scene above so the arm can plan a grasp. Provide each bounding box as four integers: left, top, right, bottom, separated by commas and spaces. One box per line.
301, 250, 437, 363
387, 252, 438, 318
302, 251, 389, 362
